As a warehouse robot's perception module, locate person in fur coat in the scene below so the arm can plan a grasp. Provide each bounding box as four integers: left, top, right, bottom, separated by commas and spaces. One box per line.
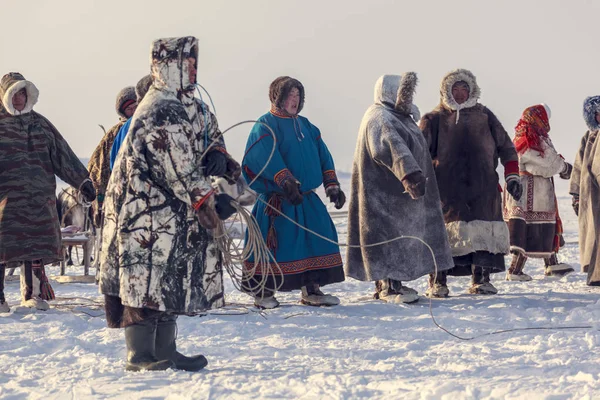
87, 86, 137, 228
570, 95, 600, 285
503, 104, 574, 280
0, 72, 95, 313
419, 69, 523, 296
345, 73, 454, 303
99, 36, 239, 372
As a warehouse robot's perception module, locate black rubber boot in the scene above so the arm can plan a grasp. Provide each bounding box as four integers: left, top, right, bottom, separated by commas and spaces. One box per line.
155, 314, 208, 372
125, 318, 175, 372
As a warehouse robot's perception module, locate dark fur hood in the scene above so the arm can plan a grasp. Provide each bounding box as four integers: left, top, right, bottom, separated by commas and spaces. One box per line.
269, 76, 305, 114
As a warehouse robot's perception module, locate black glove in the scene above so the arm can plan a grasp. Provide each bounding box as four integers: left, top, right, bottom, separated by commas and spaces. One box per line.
79, 180, 96, 203
282, 179, 303, 206
402, 171, 426, 200
506, 179, 523, 201
204, 150, 228, 177
560, 162, 573, 180
214, 193, 237, 220
224, 157, 242, 185
326, 186, 346, 209
572, 195, 579, 216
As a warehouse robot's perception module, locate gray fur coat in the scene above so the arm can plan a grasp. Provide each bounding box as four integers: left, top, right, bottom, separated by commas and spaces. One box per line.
345, 74, 454, 282
570, 95, 600, 283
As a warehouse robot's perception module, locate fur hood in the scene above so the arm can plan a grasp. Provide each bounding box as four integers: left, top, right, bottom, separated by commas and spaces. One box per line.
373, 73, 418, 117
135, 74, 153, 102
269, 76, 305, 114
0, 72, 39, 116
583, 96, 600, 131
151, 36, 198, 95
115, 86, 136, 119
440, 69, 481, 111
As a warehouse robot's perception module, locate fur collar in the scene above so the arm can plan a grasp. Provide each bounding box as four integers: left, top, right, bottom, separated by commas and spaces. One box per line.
583, 95, 600, 131
373, 72, 418, 116
440, 69, 480, 111
0, 73, 39, 116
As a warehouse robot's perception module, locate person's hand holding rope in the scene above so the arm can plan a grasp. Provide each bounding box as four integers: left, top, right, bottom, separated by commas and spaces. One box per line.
282, 179, 303, 205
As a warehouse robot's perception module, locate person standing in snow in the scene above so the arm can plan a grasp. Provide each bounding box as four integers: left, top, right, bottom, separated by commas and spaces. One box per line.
241, 76, 346, 309
419, 69, 522, 296
99, 36, 240, 372
345, 73, 454, 303
503, 104, 574, 280
570, 95, 600, 285
87, 86, 137, 228
109, 75, 153, 170
0, 72, 95, 313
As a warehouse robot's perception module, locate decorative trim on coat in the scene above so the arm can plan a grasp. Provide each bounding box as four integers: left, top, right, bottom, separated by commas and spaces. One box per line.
504, 160, 520, 181
274, 168, 295, 188
322, 169, 339, 189
244, 253, 343, 275
445, 220, 510, 257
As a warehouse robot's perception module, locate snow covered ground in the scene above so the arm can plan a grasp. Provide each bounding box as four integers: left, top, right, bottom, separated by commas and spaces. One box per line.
1, 182, 599, 399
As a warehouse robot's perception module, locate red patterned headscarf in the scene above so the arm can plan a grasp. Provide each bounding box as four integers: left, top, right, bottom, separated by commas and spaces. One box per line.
513, 104, 550, 156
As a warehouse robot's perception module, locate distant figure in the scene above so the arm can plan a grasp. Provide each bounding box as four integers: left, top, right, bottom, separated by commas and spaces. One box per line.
345, 73, 454, 304
109, 75, 153, 170
503, 104, 574, 280
87, 86, 137, 228
570, 95, 600, 285
419, 69, 522, 296
242, 76, 346, 309
0, 72, 95, 312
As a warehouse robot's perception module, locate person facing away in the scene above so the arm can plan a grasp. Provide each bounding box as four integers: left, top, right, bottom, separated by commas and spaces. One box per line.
419, 68, 523, 297
570, 95, 600, 285
503, 104, 574, 281
99, 36, 239, 372
241, 76, 346, 309
345, 73, 454, 304
0, 72, 95, 313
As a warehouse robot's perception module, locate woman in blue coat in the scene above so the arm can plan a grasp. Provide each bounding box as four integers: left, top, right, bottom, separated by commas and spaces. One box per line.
242, 77, 346, 308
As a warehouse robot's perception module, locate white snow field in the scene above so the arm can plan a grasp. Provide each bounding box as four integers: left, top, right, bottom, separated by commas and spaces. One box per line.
1, 188, 599, 399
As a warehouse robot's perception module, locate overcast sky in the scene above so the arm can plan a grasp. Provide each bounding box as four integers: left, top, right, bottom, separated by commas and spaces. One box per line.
2, 0, 599, 188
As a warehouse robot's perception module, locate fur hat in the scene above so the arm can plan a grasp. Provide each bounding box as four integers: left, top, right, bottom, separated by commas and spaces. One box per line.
135, 74, 153, 102
583, 96, 600, 131
373, 73, 418, 116
115, 86, 136, 119
0, 72, 39, 115
269, 76, 305, 114
440, 69, 481, 111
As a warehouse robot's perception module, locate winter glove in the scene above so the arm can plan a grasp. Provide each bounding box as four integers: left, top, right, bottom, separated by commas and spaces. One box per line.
224, 157, 242, 185
203, 150, 228, 177
560, 161, 573, 180
326, 185, 346, 209
282, 179, 303, 206
506, 178, 523, 201
402, 171, 426, 200
195, 195, 220, 230
79, 180, 96, 203
572, 195, 579, 216
215, 193, 237, 220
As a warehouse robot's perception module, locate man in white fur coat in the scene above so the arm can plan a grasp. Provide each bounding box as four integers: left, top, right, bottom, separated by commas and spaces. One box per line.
345, 73, 454, 304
